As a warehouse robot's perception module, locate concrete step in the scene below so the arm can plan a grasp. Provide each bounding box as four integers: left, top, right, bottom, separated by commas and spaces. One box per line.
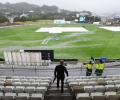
48, 87, 69, 94
45, 93, 73, 100
50, 83, 68, 88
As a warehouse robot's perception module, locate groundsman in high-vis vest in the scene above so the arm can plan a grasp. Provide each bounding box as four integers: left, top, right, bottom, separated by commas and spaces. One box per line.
86, 61, 94, 76
96, 61, 105, 76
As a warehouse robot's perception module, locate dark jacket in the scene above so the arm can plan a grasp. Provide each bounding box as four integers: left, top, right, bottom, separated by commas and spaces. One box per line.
54, 64, 68, 79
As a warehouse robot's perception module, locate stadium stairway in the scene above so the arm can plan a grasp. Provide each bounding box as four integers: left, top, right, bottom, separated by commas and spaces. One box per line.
45, 82, 74, 100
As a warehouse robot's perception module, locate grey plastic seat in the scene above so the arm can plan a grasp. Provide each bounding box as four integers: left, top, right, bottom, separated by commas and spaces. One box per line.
0, 82, 5, 86
91, 92, 105, 100
76, 93, 91, 100
3, 93, 16, 100
31, 93, 44, 100
21, 82, 30, 86
106, 81, 114, 85
20, 79, 28, 82
41, 80, 51, 84
105, 92, 119, 100
25, 86, 35, 93
16, 93, 29, 100
14, 86, 25, 93
79, 82, 88, 86
105, 85, 116, 92
84, 86, 94, 93
30, 82, 40, 87
105, 78, 112, 81
0, 86, 4, 91
40, 82, 49, 87
0, 92, 3, 100
88, 81, 97, 86
36, 87, 47, 94
12, 82, 21, 86
3, 86, 14, 92
94, 85, 105, 92
69, 82, 79, 87
13, 79, 20, 82
114, 80, 120, 85
116, 84, 120, 91
28, 79, 35, 83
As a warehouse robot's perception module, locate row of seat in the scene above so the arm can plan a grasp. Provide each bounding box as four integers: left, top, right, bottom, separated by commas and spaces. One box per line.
0, 79, 51, 83
76, 91, 120, 100
0, 76, 52, 79
0, 81, 50, 87
0, 92, 43, 100
0, 86, 47, 94
71, 84, 120, 93
68, 80, 120, 86
66, 77, 120, 83
66, 75, 120, 81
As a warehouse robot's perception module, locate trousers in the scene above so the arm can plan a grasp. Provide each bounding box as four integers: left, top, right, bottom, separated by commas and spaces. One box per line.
57, 78, 64, 93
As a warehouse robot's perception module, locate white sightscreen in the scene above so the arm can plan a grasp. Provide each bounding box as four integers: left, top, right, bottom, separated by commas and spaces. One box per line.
30, 52, 36, 65
16, 52, 22, 65
35, 53, 42, 66
7, 51, 13, 64
21, 52, 27, 65
26, 52, 31, 66
12, 52, 17, 65
4, 51, 46, 66
4, 51, 9, 64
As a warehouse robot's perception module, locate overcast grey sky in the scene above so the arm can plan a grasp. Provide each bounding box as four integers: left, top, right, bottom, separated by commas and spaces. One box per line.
0, 0, 119, 14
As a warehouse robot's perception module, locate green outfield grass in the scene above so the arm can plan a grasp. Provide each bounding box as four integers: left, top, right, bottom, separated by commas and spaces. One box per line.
0, 20, 120, 61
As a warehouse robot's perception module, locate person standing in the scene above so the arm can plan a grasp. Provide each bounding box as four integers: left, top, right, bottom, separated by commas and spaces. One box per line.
54, 60, 68, 93
86, 61, 94, 76
95, 60, 105, 76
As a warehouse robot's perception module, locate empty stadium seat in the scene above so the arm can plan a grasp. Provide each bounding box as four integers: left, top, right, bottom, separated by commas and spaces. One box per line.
3, 93, 16, 100
3, 86, 14, 92
76, 93, 91, 100
69, 82, 79, 87
25, 86, 35, 93
106, 81, 114, 85
21, 82, 30, 86
12, 82, 21, 86
105, 85, 116, 92
114, 80, 120, 85
94, 85, 105, 92
79, 82, 88, 86
88, 81, 97, 86
36, 87, 47, 93
31, 93, 44, 100
105, 92, 120, 100
40, 83, 49, 87
0, 92, 3, 100
91, 92, 106, 100
16, 93, 29, 100
84, 86, 94, 93
14, 86, 25, 93
31, 82, 40, 87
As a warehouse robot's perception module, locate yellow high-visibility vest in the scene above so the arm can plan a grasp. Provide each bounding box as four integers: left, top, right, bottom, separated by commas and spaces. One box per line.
96, 63, 105, 70
99, 63, 105, 70
86, 64, 93, 70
